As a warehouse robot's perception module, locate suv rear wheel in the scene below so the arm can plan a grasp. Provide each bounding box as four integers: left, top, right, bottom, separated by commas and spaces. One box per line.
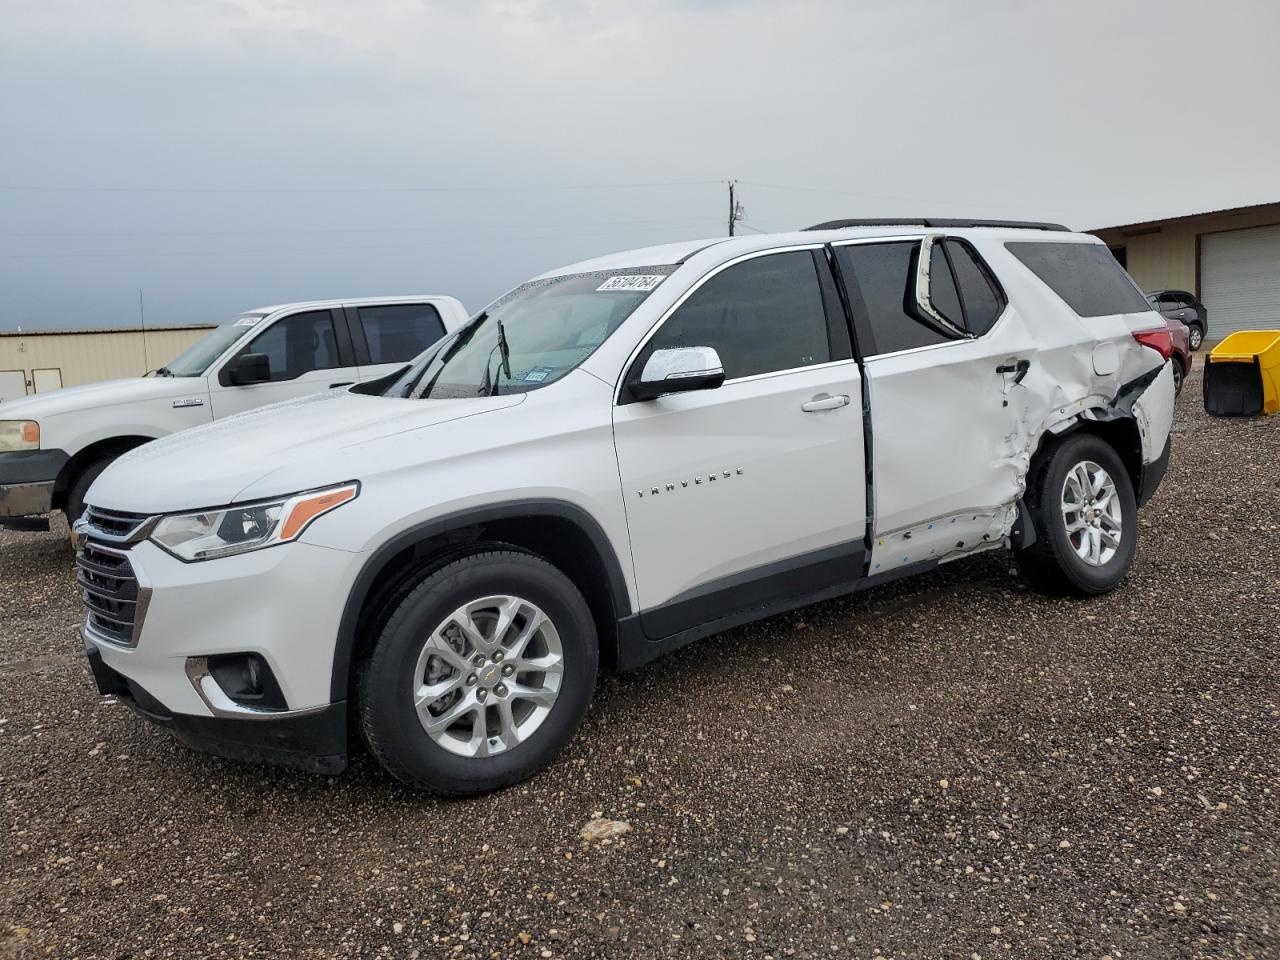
1016, 434, 1138, 596
1188, 323, 1204, 351
358, 548, 598, 795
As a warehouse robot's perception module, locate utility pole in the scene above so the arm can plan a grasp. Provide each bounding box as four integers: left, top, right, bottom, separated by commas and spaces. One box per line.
727, 180, 745, 236
139, 289, 152, 375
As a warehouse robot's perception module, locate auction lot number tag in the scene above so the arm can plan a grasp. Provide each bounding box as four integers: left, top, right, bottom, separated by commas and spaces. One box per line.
597, 275, 666, 292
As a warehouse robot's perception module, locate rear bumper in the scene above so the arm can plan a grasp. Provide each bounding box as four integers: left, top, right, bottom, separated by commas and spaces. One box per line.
84, 639, 348, 774
1137, 435, 1171, 507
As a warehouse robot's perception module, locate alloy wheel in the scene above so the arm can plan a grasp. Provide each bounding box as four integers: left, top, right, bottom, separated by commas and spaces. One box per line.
412, 595, 564, 758
1061, 460, 1122, 567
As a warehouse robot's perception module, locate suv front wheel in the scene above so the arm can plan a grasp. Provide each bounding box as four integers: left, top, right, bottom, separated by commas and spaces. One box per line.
1016, 434, 1138, 596
358, 548, 598, 795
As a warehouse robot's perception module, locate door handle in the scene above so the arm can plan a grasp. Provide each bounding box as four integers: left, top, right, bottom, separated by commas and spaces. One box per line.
329, 381, 354, 389
801, 393, 850, 413
995, 359, 1030, 385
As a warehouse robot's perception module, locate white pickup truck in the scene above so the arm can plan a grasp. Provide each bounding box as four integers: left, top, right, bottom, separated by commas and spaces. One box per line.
0, 296, 466, 527
76, 222, 1176, 796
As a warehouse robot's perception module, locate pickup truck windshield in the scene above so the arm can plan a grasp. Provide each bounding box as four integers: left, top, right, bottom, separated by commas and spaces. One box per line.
159, 317, 261, 377
384, 268, 675, 399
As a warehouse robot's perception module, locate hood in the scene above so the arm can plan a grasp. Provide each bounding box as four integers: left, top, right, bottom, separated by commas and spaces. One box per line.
87, 389, 524, 514
0, 376, 204, 419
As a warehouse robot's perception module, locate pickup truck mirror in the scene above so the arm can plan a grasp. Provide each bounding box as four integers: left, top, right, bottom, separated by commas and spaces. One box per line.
630, 346, 725, 402
225, 352, 271, 386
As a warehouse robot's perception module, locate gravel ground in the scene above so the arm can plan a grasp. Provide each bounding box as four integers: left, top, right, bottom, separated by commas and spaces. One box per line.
2, 364, 1278, 960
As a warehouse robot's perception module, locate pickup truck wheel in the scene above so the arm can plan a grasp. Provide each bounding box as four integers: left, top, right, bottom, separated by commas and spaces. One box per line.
1016, 435, 1137, 597
358, 549, 598, 796
64, 456, 117, 526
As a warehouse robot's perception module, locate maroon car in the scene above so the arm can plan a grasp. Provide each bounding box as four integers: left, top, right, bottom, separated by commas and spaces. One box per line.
1164, 315, 1192, 395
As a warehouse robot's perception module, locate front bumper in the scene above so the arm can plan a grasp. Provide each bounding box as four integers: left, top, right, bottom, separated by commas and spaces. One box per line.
80, 533, 369, 774
85, 640, 348, 774
0, 448, 68, 517
0, 479, 55, 518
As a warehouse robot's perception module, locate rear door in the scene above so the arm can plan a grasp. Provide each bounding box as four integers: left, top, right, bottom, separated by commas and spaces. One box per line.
835, 236, 1035, 575
208, 308, 359, 419
612, 246, 867, 635
346, 302, 449, 381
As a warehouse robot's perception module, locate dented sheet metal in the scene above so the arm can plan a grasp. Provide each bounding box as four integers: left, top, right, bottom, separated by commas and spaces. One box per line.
865, 290, 1171, 576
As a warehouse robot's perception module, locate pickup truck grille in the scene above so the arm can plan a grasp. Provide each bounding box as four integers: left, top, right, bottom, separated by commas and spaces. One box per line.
77, 539, 144, 647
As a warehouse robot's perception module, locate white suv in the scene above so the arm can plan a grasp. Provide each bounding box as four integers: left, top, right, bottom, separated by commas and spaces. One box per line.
76, 221, 1176, 795
0, 296, 466, 528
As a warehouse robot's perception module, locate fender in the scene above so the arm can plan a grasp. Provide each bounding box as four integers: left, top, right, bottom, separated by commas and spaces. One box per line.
328, 498, 632, 702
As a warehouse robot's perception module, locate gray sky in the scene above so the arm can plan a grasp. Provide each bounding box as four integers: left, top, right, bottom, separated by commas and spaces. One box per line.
2, 0, 1277, 331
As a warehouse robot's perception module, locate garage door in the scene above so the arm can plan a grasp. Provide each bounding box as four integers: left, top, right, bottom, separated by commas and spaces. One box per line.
1200, 224, 1280, 338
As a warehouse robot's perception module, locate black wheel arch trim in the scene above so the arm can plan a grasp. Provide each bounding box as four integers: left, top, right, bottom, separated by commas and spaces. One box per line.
328, 498, 633, 702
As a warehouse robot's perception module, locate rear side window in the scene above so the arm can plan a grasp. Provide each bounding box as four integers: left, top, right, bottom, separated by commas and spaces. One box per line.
239, 310, 341, 381
835, 241, 949, 356
644, 250, 831, 379
944, 240, 1005, 335
1006, 241, 1151, 317
357, 303, 446, 364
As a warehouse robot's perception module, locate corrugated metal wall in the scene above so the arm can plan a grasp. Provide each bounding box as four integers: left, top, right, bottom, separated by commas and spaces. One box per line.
1093, 203, 1280, 296
0, 326, 215, 397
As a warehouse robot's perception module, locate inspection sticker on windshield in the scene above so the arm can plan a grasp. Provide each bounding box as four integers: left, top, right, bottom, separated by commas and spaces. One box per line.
597, 275, 666, 292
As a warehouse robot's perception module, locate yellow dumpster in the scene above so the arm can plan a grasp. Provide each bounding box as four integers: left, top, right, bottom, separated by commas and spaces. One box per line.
1204, 330, 1280, 416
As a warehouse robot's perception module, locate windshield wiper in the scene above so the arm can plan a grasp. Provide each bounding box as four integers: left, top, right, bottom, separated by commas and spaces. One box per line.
496, 318, 512, 381
153, 366, 173, 377
413, 312, 486, 399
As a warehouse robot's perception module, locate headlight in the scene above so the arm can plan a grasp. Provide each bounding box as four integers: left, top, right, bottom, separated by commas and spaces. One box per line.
150, 482, 358, 562
0, 421, 40, 453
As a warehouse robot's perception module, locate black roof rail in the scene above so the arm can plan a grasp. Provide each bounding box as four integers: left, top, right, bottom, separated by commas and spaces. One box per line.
804, 218, 1070, 232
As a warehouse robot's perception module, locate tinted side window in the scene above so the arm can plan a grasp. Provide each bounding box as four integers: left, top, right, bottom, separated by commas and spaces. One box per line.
945, 240, 1005, 335
1006, 241, 1151, 317
240, 310, 341, 381
358, 303, 446, 364
835, 242, 948, 356
645, 251, 831, 379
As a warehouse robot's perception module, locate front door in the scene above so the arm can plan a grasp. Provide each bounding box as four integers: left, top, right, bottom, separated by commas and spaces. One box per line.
833, 236, 1037, 575
208, 308, 359, 419
612, 247, 866, 637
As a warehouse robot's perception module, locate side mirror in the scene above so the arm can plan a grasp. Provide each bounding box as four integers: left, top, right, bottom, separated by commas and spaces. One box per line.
225, 352, 271, 386
629, 346, 725, 402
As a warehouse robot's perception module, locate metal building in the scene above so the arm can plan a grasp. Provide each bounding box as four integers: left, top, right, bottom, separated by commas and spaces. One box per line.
0, 325, 215, 402
1091, 201, 1280, 339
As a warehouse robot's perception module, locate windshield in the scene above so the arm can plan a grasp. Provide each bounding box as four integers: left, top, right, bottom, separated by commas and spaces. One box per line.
158, 316, 261, 377
383, 268, 675, 399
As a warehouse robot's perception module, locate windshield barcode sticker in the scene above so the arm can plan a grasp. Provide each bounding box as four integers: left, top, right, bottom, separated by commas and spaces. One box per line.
597, 275, 666, 292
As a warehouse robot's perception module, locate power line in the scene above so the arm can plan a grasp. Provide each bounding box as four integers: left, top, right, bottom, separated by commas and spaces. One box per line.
0, 179, 722, 195
0, 216, 723, 240
0, 222, 724, 261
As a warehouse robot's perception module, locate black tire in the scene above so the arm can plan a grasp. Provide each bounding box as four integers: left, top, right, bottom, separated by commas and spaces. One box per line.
1188, 323, 1204, 351
1171, 357, 1185, 396
358, 548, 598, 796
1015, 434, 1138, 597
64, 456, 117, 526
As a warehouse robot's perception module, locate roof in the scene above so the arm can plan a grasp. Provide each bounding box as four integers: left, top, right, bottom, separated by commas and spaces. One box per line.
0, 324, 217, 338
1090, 199, 1280, 234
541, 222, 1093, 277
248, 295, 455, 315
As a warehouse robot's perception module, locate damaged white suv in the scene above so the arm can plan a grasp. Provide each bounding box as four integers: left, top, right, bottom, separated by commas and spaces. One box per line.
78, 220, 1176, 795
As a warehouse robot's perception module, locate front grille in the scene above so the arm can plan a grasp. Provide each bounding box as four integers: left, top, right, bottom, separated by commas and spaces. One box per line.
77, 539, 142, 646
82, 506, 152, 540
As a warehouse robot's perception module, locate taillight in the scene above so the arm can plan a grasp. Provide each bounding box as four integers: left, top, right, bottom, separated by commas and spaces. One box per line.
1133, 328, 1174, 360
